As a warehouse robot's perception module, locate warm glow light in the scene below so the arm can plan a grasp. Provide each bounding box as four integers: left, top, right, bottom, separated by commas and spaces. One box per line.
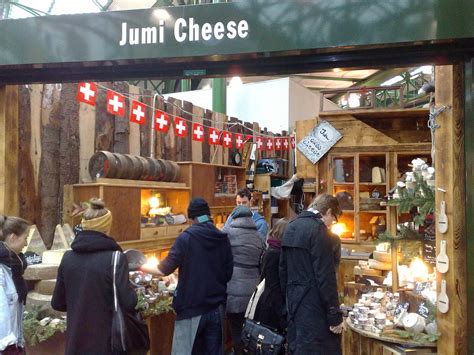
146, 256, 159, 267
331, 223, 347, 236
409, 257, 429, 281
348, 93, 361, 108
229, 76, 243, 87
149, 196, 160, 209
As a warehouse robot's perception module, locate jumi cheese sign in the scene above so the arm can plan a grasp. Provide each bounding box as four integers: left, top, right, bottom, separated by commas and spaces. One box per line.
119, 18, 249, 46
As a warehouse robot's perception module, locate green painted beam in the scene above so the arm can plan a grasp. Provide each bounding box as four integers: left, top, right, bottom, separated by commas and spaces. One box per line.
180, 78, 191, 92
212, 78, 226, 114
466, 57, 474, 355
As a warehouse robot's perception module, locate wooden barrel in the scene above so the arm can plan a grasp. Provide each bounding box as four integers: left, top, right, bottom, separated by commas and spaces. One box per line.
88, 151, 119, 179
137, 156, 152, 180
125, 154, 144, 180
112, 153, 133, 179
168, 160, 180, 182
160, 159, 175, 182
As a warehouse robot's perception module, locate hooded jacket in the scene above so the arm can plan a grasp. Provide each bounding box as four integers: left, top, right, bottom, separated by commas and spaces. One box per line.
226, 216, 265, 314
223, 212, 268, 243
51, 230, 137, 355
158, 221, 233, 320
280, 211, 342, 355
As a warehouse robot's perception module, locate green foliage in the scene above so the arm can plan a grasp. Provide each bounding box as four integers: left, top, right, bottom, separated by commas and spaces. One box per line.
23, 306, 66, 346
387, 172, 435, 228
135, 291, 174, 319
382, 329, 439, 344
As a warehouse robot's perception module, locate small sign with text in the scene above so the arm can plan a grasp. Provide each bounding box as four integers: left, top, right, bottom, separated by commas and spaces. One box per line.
297, 121, 342, 164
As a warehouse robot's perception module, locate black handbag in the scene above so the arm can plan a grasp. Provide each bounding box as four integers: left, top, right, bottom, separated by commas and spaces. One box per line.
111, 251, 150, 352
241, 318, 284, 355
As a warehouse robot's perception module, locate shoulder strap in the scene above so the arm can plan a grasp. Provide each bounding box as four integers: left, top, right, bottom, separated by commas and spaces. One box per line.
111, 251, 120, 312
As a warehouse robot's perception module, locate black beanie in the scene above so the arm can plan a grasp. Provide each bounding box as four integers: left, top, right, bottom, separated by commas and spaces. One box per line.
187, 198, 211, 219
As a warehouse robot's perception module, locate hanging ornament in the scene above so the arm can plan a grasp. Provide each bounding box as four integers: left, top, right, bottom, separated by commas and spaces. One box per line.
235, 133, 244, 149
222, 131, 233, 148
77, 82, 97, 106
208, 127, 220, 145
174, 117, 188, 137
130, 100, 147, 125
192, 123, 205, 142
256, 136, 264, 151
266, 138, 274, 151
154, 109, 170, 132
106, 90, 125, 116
283, 137, 290, 150
274, 137, 282, 151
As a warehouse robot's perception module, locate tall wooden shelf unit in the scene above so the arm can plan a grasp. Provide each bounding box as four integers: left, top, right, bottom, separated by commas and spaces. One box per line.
254, 173, 291, 227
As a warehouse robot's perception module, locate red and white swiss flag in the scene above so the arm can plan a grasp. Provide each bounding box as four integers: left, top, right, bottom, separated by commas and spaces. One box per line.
274, 137, 282, 151
208, 127, 220, 145
77, 82, 97, 106
256, 136, 264, 151
174, 117, 188, 137
222, 131, 233, 148
106, 90, 125, 116
266, 138, 274, 151
283, 137, 290, 150
245, 135, 253, 143
290, 136, 296, 149
235, 134, 244, 149
130, 100, 146, 125
154, 110, 170, 132
192, 123, 205, 142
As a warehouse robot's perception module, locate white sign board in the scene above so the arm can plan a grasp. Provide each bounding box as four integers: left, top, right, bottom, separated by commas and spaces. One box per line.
296, 120, 342, 164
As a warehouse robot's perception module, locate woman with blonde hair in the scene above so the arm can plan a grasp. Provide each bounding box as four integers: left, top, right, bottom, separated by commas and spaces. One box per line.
0, 215, 31, 355
253, 218, 290, 332
52, 198, 140, 355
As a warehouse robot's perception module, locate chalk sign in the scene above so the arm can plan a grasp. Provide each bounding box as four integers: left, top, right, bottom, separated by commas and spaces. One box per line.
297, 121, 342, 164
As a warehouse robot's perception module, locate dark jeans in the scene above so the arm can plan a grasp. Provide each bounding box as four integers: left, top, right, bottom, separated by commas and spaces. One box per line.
192, 305, 224, 355
227, 312, 245, 355
1, 345, 24, 355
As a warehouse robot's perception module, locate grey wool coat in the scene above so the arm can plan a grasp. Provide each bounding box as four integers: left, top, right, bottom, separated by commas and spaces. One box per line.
226, 216, 266, 314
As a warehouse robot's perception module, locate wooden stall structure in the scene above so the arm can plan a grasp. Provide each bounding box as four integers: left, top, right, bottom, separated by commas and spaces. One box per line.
295, 65, 466, 354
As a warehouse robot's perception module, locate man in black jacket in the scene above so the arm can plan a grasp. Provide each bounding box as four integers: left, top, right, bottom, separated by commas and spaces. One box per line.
142, 198, 233, 354
279, 194, 343, 354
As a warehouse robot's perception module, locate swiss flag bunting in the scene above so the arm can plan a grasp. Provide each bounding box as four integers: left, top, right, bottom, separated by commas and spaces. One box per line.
106, 90, 125, 116
222, 131, 233, 148
235, 134, 244, 149
174, 117, 188, 137
192, 123, 205, 142
208, 127, 220, 145
266, 138, 274, 151
274, 137, 282, 151
245, 135, 253, 143
283, 138, 290, 150
130, 100, 146, 125
77, 82, 97, 106
154, 110, 170, 132
290, 136, 296, 149
256, 136, 264, 151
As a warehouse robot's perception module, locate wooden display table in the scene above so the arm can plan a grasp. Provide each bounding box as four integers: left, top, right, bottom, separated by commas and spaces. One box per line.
344, 318, 436, 354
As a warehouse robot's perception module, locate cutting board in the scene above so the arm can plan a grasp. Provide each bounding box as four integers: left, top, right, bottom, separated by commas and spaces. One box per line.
436, 240, 449, 273
438, 279, 449, 313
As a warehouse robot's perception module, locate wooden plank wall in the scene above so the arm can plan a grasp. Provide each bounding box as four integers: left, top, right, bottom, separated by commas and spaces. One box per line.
3, 82, 291, 247
435, 65, 467, 355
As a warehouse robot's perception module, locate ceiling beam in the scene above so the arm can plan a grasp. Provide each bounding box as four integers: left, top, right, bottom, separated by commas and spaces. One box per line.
292, 74, 359, 82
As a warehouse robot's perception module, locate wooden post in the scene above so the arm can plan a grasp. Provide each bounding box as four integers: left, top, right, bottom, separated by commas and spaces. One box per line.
0, 85, 20, 215
435, 65, 467, 354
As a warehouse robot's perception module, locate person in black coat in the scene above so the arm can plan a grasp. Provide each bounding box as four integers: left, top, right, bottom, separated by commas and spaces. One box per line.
52, 198, 138, 355
279, 194, 343, 355
253, 218, 290, 332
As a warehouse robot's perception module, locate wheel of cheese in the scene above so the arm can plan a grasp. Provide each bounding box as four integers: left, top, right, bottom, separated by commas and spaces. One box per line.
368, 258, 392, 271
373, 251, 392, 263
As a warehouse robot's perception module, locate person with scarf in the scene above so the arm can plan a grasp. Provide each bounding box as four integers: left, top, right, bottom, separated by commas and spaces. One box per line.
52, 198, 138, 355
0, 215, 31, 355
253, 218, 290, 334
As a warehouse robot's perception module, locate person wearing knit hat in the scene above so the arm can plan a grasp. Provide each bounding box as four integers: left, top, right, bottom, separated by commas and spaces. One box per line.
142, 197, 233, 354
52, 198, 142, 354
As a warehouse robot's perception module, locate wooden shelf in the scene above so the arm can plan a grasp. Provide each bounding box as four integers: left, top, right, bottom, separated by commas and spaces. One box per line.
359, 182, 388, 186
319, 108, 429, 120
81, 178, 189, 190
333, 182, 355, 185
359, 210, 388, 213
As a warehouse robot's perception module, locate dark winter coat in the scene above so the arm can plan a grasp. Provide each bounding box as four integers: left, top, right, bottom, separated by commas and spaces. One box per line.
158, 221, 233, 320
51, 230, 137, 355
279, 211, 342, 355
226, 217, 265, 314
253, 245, 286, 332
223, 212, 268, 244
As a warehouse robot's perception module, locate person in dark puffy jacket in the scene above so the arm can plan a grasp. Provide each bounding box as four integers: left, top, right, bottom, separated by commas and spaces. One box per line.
253, 218, 290, 333
226, 206, 265, 355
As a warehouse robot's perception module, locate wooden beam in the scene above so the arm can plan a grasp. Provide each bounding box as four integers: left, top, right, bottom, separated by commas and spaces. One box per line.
0, 85, 20, 215
435, 64, 467, 355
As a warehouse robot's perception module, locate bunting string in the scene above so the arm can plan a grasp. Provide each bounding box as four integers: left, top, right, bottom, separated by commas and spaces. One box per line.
77, 82, 296, 151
